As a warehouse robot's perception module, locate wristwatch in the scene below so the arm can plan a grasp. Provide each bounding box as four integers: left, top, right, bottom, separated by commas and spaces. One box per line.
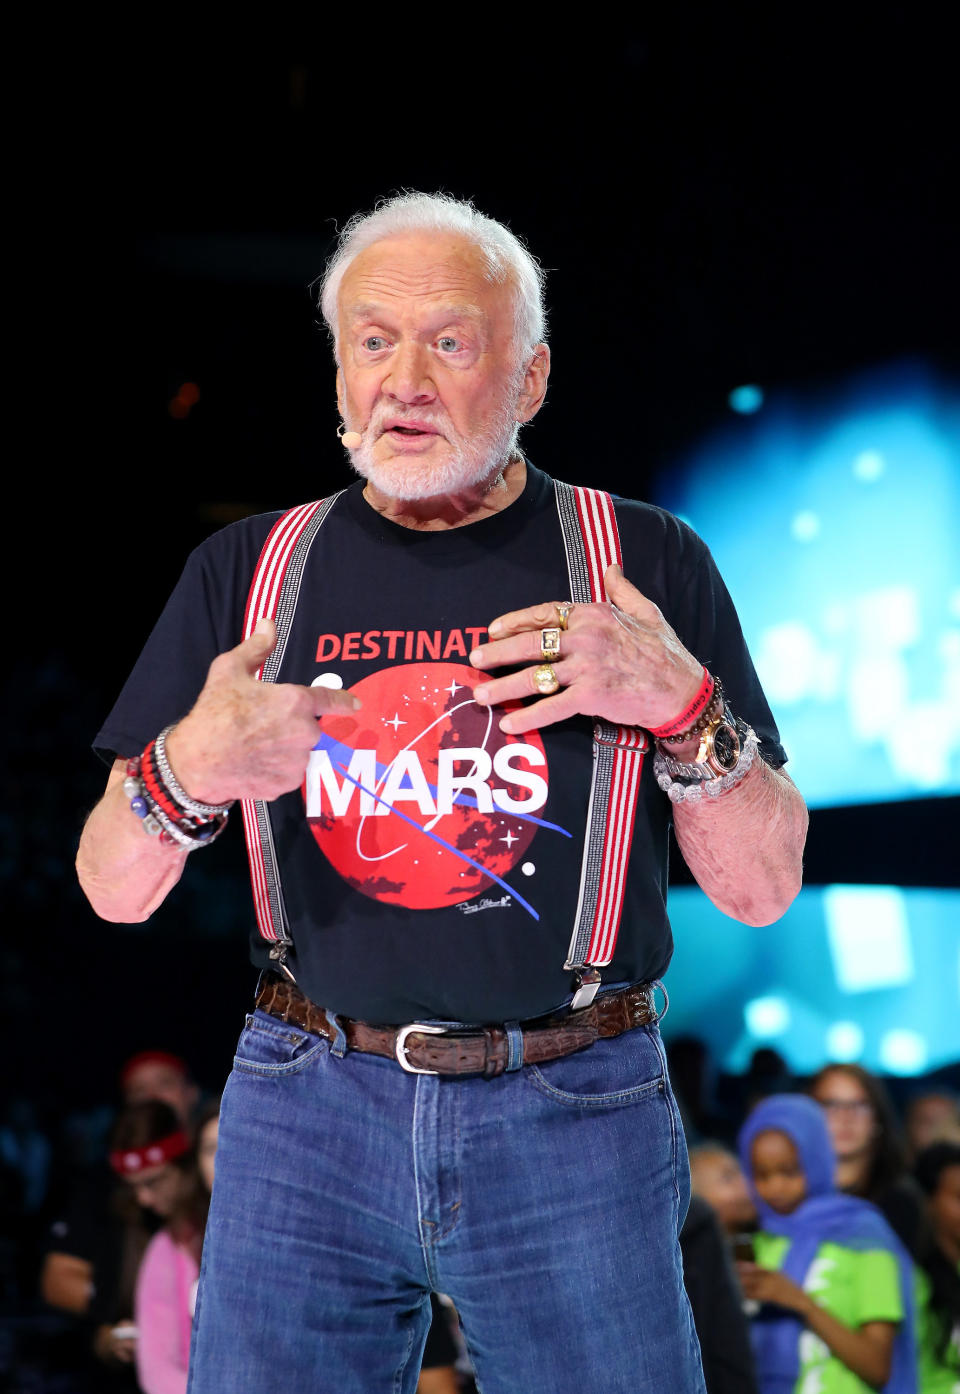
656, 708, 743, 782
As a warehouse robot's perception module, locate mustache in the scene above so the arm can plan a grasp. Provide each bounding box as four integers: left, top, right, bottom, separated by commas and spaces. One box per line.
371, 407, 452, 435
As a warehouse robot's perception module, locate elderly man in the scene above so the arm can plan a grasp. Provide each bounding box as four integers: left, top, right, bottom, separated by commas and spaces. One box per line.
77, 193, 807, 1393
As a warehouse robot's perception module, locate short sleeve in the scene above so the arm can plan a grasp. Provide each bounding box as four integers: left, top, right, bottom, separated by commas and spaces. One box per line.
672, 532, 789, 768
615, 500, 788, 768
850, 1248, 904, 1326
93, 513, 278, 764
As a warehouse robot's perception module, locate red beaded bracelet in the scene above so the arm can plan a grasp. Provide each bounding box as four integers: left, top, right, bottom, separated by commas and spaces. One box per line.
648, 669, 715, 739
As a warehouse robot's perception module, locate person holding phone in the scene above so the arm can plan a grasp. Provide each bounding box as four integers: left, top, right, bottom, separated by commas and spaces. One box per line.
737, 1094, 917, 1394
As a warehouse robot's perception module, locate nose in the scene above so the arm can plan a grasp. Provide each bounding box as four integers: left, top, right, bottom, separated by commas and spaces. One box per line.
383, 342, 436, 406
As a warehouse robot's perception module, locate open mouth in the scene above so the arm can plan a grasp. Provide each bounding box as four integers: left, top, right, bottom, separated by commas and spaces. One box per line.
384, 421, 439, 437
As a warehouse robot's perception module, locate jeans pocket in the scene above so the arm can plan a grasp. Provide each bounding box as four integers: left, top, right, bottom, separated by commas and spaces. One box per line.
527, 1027, 667, 1108
232, 1010, 328, 1077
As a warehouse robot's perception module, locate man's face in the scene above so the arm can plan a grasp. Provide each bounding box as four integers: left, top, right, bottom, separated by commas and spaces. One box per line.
336, 232, 542, 501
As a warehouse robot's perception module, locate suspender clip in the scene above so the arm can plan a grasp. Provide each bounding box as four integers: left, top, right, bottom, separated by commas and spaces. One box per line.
269, 940, 297, 985
570, 968, 602, 1011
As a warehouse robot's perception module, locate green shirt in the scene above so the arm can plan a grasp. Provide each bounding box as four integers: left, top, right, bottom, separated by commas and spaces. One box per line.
914, 1265, 960, 1394
754, 1232, 904, 1394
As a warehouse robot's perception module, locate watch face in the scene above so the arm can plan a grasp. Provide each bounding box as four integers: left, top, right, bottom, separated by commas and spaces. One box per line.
711, 721, 741, 772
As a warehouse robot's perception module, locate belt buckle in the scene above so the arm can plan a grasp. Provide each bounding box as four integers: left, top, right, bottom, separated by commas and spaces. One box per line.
395, 1022, 447, 1075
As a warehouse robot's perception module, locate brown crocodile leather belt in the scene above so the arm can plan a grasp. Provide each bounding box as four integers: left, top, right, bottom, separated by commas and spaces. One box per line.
254, 975, 658, 1079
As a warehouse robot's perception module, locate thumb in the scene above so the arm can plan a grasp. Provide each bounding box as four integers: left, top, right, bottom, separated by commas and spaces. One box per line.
604, 563, 660, 622
234, 616, 278, 673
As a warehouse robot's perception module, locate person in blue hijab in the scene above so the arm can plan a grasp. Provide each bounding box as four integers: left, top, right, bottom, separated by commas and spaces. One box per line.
737, 1093, 916, 1394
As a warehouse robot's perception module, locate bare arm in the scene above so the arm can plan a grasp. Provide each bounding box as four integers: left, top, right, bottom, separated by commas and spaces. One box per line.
40, 1252, 94, 1314
471, 564, 806, 925
76, 619, 361, 923
672, 757, 806, 926
738, 1263, 896, 1388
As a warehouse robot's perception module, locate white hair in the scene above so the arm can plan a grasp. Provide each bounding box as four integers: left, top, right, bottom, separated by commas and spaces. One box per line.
318, 191, 548, 361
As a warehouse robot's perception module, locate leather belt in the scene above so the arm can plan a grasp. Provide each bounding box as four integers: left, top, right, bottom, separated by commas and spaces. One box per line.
254, 975, 658, 1079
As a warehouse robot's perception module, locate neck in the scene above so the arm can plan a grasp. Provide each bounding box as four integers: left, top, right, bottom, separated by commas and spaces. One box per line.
835, 1153, 872, 1194
362, 455, 526, 531
937, 1230, 960, 1266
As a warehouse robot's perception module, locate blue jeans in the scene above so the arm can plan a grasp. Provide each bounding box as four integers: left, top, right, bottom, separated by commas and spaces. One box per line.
187, 1005, 705, 1393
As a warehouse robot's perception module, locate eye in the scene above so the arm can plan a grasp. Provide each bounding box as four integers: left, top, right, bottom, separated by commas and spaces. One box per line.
362, 336, 388, 352
437, 336, 462, 353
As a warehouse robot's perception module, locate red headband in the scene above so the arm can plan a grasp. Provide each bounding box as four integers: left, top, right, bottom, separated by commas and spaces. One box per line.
109, 1129, 191, 1177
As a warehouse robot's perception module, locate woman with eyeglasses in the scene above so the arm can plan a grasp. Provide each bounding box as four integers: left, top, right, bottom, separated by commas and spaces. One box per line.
807, 1065, 925, 1258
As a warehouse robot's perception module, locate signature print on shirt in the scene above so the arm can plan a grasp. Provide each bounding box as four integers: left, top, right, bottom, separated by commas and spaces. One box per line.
303, 663, 571, 914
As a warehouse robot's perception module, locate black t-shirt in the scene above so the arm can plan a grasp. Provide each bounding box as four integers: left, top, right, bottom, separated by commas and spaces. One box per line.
95, 464, 786, 1024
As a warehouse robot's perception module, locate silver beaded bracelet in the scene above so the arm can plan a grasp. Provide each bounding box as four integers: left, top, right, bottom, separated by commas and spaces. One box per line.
155, 725, 233, 817
653, 726, 760, 804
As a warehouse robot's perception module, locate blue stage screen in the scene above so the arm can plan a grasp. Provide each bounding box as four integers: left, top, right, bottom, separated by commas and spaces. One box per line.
651, 362, 960, 808
662, 884, 960, 1076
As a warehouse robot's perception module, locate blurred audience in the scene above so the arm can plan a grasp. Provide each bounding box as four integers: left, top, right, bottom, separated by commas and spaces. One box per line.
737, 1094, 915, 1394
913, 1141, 960, 1390
807, 1062, 925, 1255
690, 1142, 758, 1238
38, 1048, 202, 1389
131, 1100, 218, 1394
906, 1093, 960, 1164
680, 1194, 759, 1393
120, 1052, 200, 1126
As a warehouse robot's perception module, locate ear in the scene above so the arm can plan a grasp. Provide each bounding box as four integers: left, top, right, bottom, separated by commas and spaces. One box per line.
516, 343, 551, 424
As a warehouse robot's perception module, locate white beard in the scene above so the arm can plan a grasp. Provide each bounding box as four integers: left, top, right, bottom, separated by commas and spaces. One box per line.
347, 392, 520, 502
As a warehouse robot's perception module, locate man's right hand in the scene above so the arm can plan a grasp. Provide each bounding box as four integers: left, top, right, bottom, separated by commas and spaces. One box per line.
165, 617, 361, 806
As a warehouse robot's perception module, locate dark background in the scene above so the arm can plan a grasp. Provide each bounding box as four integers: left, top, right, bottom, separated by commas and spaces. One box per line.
7, 24, 958, 1111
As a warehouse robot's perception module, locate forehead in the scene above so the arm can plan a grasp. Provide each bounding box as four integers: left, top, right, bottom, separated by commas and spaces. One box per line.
816, 1069, 867, 1100
125, 1062, 185, 1093
751, 1129, 799, 1165
123, 1163, 172, 1186
338, 233, 511, 324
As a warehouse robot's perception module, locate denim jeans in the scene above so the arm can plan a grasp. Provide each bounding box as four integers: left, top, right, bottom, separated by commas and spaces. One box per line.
187, 1005, 705, 1394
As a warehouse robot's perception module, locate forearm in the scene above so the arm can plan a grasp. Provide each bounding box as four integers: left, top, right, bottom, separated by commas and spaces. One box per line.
41, 1253, 94, 1314
795, 1297, 893, 1389
672, 760, 807, 925
76, 762, 188, 922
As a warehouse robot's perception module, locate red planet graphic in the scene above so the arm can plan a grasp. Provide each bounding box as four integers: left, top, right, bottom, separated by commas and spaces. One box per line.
303, 663, 548, 910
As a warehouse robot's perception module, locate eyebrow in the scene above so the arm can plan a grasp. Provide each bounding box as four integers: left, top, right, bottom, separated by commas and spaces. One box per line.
345, 301, 485, 327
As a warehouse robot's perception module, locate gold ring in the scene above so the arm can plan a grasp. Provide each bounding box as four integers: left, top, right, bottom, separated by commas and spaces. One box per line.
533, 663, 560, 695
540, 627, 562, 661
556, 602, 573, 631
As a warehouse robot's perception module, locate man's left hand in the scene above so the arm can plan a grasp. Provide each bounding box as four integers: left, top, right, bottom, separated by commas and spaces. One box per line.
470, 564, 703, 735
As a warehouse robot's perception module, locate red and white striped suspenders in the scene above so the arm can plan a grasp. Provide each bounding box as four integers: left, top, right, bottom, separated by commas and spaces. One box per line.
240, 480, 647, 991
239, 495, 344, 960
554, 483, 648, 980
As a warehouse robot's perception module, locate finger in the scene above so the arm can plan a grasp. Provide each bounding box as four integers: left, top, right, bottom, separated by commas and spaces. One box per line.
604, 564, 662, 624
487, 599, 571, 640
310, 685, 362, 717
497, 688, 581, 735
474, 659, 575, 709
470, 630, 559, 672
229, 617, 278, 675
